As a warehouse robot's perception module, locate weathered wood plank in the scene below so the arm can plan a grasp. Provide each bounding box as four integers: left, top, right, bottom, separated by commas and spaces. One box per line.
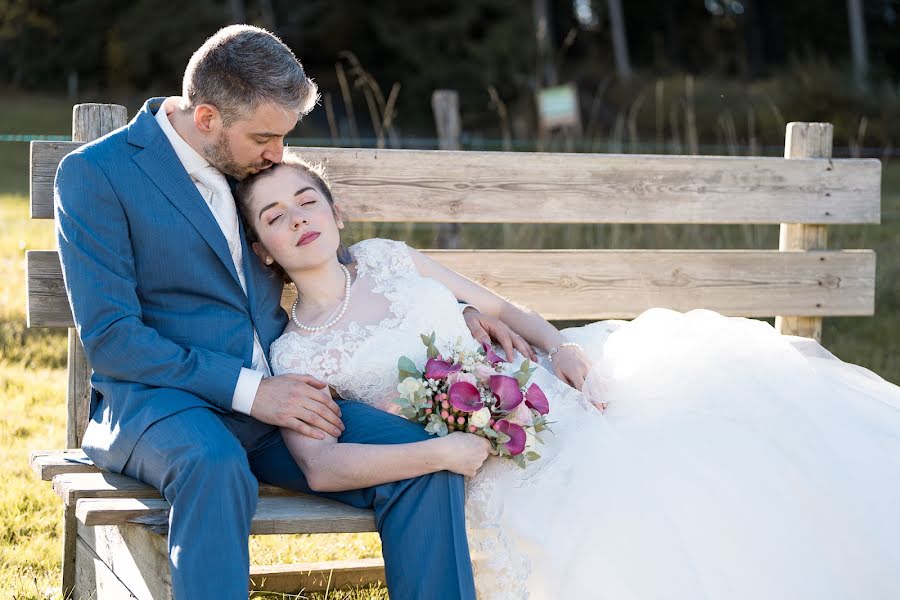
250, 558, 385, 593
76, 495, 378, 534
77, 523, 170, 600
30, 248, 875, 327
777, 122, 833, 341
31, 142, 881, 224
74, 536, 141, 599
67, 332, 92, 449
31, 449, 97, 481
53, 471, 298, 506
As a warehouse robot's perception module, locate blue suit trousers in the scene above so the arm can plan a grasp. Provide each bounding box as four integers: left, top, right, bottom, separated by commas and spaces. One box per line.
122, 399, 476, 599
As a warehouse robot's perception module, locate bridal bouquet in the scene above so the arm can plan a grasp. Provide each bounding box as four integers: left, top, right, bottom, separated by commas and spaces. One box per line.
393, 332, 551, 467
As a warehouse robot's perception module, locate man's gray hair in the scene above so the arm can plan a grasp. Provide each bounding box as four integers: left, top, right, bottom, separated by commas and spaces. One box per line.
182, 25, 319, 124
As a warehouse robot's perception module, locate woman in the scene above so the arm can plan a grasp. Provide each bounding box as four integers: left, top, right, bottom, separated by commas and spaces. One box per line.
235, 156, 900, 599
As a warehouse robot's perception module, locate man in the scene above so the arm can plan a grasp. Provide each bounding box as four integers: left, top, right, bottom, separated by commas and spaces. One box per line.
56, 25, 529, 599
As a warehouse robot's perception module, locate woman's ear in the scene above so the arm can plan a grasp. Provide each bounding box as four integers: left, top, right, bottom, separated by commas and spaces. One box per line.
334, 205, 346, 229
252, 242, 274, 265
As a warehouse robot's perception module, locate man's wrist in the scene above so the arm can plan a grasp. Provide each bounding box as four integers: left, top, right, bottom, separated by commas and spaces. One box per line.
232, 368, 264, 414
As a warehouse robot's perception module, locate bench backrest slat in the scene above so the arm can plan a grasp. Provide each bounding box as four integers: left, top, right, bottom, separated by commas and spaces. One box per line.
27, 248, 876, 327
31, 142, 881, 225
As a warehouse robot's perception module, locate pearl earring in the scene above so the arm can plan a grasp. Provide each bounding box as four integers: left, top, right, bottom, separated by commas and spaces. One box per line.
265, 256, 273, 265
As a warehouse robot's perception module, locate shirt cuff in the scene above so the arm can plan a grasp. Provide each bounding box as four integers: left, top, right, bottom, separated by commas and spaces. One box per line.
232, 368, 264, 415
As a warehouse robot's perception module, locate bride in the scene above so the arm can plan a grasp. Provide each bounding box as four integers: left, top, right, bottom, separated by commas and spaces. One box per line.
235, 156, 900, 599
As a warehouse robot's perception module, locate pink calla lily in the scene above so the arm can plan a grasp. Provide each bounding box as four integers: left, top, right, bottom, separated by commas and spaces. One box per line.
481, 341, 505, 366
494, 419, 527, 455
525, 383, 550, 415
490, 375, 523, 411
425, 358, 462, 380
448, 381, 484, 412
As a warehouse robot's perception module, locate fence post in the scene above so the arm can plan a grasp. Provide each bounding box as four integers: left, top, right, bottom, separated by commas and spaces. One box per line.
60, 102, 127, 597
432, 90, 462, 248
775, 122, 832, 342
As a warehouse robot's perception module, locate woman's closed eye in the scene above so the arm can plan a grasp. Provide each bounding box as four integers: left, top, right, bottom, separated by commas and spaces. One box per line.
267, 213, 284, 225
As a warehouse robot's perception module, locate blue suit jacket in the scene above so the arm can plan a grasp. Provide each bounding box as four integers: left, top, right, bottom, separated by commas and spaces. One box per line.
55, 98, 288, 473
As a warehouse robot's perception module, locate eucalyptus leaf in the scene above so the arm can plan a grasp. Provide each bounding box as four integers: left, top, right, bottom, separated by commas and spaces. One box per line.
398, 356, 422, 380
525, 451, 541, 461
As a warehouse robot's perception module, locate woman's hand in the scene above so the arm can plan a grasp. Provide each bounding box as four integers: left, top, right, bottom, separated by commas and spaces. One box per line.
439, 432, 493, 477
551, 345, 593, 392
463, 307, 538, 362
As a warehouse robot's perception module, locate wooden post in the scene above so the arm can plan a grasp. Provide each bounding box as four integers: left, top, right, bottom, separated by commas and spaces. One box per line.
431, 90, 461, 151
431, 90, 462, 249
62, 102, 128, 597
775, 122, 832, 342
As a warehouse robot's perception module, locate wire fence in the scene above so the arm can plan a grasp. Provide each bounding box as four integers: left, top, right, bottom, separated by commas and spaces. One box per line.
1, 133, 896, 160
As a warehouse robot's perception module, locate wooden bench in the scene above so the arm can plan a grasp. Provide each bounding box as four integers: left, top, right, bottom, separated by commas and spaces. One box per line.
26, 104, 880, 599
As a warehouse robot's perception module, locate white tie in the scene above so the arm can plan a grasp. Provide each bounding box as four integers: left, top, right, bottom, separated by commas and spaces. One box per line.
193, 165, 247, 293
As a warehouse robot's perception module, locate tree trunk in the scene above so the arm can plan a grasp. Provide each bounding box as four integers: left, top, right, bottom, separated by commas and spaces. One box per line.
532, 0, 557, 87
847, 0, 868, 89
229, 0, 245, 23
607, 0, 632, 81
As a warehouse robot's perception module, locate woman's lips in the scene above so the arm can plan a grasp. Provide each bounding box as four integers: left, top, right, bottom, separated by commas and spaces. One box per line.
297, 231, 320, 246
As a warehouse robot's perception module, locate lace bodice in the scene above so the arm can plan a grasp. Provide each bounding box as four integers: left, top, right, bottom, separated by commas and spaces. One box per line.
270, 238, 479, 411
270, 238, 602, 599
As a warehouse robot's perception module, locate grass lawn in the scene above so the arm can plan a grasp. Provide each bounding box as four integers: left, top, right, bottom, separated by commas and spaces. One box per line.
1, 93, 897, 598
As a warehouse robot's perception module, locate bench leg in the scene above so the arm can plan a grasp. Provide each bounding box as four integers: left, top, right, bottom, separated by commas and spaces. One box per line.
76, 523, 172, 599
61, 505, 77, 598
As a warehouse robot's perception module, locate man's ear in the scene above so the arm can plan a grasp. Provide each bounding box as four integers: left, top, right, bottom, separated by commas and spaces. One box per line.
193, 104, 221, 134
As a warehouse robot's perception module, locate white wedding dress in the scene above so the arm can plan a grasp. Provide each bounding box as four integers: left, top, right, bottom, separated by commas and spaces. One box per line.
270, 238, 900, 599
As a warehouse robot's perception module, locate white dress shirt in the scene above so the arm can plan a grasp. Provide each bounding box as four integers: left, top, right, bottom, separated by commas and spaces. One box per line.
154, 97, 267, 415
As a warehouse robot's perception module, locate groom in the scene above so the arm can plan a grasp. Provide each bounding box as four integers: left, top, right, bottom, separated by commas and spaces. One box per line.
55, 25, 526, 599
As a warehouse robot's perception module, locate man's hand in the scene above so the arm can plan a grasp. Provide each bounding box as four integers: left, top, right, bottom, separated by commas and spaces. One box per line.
251, 374, 344, 440
463, 306, 537, 362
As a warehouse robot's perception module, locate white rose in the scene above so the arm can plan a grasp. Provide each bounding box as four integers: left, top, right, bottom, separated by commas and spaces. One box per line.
397, 377, 422, 399
524, 430, 537, 454
470, 406, 492, 429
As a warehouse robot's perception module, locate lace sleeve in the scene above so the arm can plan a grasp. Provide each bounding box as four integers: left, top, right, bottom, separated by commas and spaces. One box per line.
350, 238, 415, 283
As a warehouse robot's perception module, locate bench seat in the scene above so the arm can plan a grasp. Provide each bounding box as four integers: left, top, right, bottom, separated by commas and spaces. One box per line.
30, 450, 385, 595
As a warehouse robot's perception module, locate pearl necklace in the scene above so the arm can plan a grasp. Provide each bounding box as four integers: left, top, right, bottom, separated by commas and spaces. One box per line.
291, 264, 352, 333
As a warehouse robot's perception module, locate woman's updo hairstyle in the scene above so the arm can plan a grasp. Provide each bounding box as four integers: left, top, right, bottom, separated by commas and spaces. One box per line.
235, 154, 353, 284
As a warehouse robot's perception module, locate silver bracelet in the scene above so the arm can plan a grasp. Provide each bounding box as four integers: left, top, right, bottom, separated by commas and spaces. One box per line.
547, 342, 584, 361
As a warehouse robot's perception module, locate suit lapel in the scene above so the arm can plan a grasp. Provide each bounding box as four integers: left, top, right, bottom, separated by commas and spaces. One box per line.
128, 99, 243, 290
239, 217, 261, 312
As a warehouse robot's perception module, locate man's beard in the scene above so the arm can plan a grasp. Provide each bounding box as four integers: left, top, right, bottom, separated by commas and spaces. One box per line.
203, 134, 271, 180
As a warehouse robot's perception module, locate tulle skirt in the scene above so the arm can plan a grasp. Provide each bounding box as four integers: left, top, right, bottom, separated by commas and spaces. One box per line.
466, 308, 900, 599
